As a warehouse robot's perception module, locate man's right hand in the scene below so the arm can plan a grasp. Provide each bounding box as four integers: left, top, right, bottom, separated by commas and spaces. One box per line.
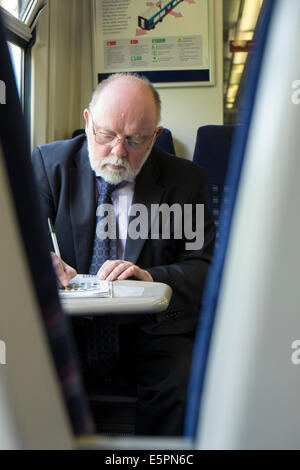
50, 251, 77, 287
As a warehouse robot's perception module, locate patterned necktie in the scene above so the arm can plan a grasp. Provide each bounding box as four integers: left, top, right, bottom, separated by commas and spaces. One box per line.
89, 178, 120, 274
86, 178, 121, 378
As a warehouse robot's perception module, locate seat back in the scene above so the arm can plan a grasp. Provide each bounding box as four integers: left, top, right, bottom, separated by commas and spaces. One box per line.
193, 125, 235, 245
185, 0, 300, 449
154, 127, 175, 154
184, 0, 275, 440
72, 128, 85, 138
0, 10, 94, 448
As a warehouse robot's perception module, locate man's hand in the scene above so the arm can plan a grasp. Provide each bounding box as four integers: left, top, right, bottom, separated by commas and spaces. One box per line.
50, 251, 77, 287
97, 260, 153, 282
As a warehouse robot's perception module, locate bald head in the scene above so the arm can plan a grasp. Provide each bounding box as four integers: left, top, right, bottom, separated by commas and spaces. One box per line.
89, 73, 161, 124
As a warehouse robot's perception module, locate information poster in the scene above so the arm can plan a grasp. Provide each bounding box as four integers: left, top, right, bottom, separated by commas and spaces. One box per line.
92, 0, 215, 87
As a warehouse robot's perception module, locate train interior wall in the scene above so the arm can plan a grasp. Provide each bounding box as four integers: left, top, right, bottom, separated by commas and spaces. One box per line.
31, 0, 223, 160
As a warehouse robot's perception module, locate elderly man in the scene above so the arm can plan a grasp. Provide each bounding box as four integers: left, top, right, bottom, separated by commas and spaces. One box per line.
32, 73, 215, 436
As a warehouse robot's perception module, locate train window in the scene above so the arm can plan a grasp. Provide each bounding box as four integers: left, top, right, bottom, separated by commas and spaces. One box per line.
7, 41, 23, 96
0, 0, 46, 121
223, 0, 263, 125
0, 0, 29, 19
0, 0, 44, 22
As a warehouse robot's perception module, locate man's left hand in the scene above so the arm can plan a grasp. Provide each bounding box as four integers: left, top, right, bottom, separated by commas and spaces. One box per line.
97, 260, 153, 282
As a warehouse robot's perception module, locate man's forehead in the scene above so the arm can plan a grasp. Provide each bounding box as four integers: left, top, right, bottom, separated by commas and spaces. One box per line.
88, 74, 160, 125
103, 75, 149, 93
95, 78, 154, 108
92, 87, 157, 129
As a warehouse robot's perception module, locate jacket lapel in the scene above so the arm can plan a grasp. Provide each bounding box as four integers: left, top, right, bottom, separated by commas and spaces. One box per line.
70, 142, 96, 273
125, 151, 165, 265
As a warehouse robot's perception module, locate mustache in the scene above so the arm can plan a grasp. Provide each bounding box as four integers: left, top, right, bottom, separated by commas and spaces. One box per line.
100, 156, 130, 170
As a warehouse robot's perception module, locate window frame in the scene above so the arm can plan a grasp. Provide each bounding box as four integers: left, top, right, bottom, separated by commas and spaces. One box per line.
1, 1, 46, 131
0, 0, 47, 30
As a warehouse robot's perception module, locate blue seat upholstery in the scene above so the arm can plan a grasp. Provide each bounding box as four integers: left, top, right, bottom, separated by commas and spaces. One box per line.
193, 125, 235, 241
72, 128, 85, 138
154, 127, 175, 154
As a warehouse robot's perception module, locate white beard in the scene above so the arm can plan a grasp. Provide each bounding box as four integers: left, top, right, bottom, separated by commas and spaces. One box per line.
87, 139, 152, 184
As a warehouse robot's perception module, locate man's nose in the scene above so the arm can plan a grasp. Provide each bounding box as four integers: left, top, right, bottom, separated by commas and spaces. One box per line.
112, 137, 128, 157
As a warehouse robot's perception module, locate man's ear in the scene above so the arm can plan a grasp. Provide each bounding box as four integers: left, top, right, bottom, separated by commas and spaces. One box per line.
156, 126, 164, 138
83, 109, 89, 131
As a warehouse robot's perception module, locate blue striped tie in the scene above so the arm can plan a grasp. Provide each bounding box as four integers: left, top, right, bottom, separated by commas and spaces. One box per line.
89, 178, 120, 274
86, 178, 121, 377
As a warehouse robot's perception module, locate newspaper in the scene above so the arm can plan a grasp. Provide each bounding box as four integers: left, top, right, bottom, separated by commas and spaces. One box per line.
58, 274, 112, 298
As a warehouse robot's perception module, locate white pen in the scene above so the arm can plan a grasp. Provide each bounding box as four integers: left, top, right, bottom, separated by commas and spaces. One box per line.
48, 218, 61, 258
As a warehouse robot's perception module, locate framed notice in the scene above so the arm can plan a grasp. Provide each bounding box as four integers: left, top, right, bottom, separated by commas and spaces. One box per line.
92, 0, 215, 87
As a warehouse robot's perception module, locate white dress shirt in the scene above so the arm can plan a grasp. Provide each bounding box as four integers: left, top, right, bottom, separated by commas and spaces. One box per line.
110, 179, 135, 260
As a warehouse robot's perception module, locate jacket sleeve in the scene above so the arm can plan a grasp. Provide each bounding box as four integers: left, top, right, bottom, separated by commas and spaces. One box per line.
31, 146, 57, 252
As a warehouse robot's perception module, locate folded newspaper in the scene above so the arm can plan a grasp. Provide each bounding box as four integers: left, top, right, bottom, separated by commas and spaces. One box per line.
58, 274, 112, 298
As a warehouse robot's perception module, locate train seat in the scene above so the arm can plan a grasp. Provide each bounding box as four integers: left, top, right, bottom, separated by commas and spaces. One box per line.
154, 127, 175, 154
192, 125, 235, 246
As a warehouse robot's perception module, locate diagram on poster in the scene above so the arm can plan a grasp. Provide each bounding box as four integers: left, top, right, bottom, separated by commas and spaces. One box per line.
92, 0, 214, 86
137, 0, 185, 31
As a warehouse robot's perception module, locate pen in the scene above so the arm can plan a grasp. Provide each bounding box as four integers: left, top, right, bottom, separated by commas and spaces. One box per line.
48, 218, 61, 258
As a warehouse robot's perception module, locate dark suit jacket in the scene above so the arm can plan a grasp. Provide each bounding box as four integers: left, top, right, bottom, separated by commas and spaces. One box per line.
32, 135, 215, 335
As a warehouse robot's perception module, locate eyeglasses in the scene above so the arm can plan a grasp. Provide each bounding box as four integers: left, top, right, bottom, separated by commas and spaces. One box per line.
89, 111, 157, 151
